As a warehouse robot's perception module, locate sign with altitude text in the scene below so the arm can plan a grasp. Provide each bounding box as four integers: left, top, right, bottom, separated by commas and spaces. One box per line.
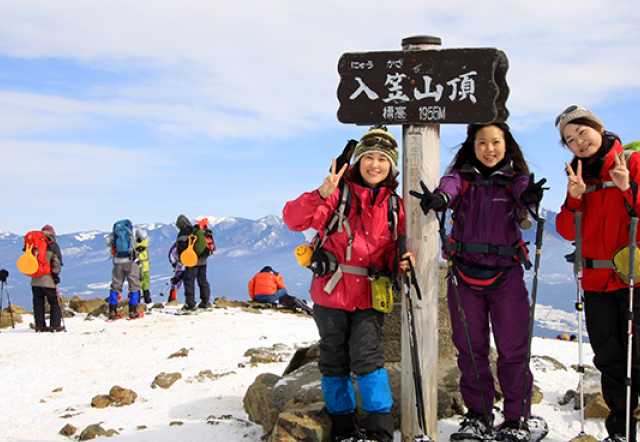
337, 48, 509, 125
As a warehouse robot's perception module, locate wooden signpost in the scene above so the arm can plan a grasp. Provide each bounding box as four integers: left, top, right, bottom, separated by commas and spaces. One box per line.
337, 35, 510, 441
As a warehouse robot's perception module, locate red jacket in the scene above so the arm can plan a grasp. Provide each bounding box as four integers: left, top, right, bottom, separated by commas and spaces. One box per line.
248, 271, 286, 300
556, 139, 640, 292
283, 179, 405, 311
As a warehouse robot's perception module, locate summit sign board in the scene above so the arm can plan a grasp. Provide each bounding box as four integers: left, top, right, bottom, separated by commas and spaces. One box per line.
337, 48, 509, 125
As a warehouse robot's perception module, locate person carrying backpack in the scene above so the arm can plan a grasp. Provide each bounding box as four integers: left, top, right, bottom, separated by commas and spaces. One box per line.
410, 122, 547, 442
555, 105, 640, 442
175, 215, 213, 312
136, 233, 152, 304
167, 242, 185, 302
29, 224, 64, 332
105, 219, 147, 320
283, 127, 415, 442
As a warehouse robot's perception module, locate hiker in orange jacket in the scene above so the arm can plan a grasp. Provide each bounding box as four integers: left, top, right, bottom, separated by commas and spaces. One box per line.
248, 266, 288, 303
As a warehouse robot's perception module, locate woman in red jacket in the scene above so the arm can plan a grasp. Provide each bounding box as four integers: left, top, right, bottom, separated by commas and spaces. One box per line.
555, 105, 640, 442
283, 127, 414, 442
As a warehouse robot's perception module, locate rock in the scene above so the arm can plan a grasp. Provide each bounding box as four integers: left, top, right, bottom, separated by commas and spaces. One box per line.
109, 385, 137, 406
214, 296, 249, 309
584, 393, 609, 419
244, 373, 282, 434
1, 307, 22, 328
169, 421, 183, 426
152, 372, 182, 389
245, 344, 292, 364
68, 295, 88, 313
532, 355, 567, 372
283, 344, 321, 376
570, 435, 599, 442
90, 394, 112, 409
168, 348, 190, 359
79, 424, 106, 440
60, 423, 76, 436
269, 401, 331, 442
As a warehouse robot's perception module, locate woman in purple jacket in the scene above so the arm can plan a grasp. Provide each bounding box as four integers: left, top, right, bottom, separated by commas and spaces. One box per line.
411, 123, 546, 442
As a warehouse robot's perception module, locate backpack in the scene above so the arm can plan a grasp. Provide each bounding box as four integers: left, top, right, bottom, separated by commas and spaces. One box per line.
20, 231, 52, 277
193, 219, 215, 257
112, 219, 135, 259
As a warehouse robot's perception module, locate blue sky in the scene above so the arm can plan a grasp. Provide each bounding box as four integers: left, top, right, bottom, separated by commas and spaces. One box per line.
1, 0, 639, 234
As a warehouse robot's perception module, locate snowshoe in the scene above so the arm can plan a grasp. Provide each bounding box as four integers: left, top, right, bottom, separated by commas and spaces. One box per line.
127, 311, 144, 321
450, 410, 495, 442
495, 419, 533, 442
179, 305, 200, 315
198, 302, 214, 312
106, 311, 123, 322
526, 416, 549, 442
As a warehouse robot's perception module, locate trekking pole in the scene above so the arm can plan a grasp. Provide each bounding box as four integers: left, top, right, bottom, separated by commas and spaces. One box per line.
55, 285, 67, 332
522, 203, 546, 422
158, 265, 180, 297
626, 214, 638, 442
573, 210, 586, 438
0, 280, 4, 332
437, 212, 492, 428
4, 279, 15, 329
398, 235, 432, 442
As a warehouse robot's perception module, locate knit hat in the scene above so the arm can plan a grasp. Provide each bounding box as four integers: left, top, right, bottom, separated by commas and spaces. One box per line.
555, 105, 604, 135
353, 127, 399, 177
41, 224, 56, 238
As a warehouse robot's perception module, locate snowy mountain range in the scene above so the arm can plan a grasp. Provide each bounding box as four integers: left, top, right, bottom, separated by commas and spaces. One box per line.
0, 209, 580, 338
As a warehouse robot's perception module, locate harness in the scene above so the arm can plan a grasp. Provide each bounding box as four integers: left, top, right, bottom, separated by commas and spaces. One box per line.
314, 180, 400, 293
449, 171, 532, 270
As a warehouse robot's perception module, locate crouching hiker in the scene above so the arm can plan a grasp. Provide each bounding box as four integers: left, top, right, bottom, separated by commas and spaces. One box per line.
284, 127, 415, 442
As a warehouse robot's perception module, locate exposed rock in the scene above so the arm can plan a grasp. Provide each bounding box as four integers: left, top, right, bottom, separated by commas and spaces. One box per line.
59, 423, 77, 436
151, 372, 182, 389
1, 307, 22, 328
90, 394, 112, 409
245, 344, 293, 364
169, 421, 184, 426
269, 401, 331, 442
531, 355, 567, 372
214, 296, 249, 309
79, 424, 107, 440
570, 435, 598, 442
169, 348, 190, 359
584, 393, 609, 419
244, 373, 282, 433
109, 385, 137, 406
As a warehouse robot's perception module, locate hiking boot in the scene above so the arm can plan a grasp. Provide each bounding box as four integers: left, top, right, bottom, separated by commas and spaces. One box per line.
181, 304, 198, 312
334, 429, 367, 442
450, 410, 494, 441
601, 436, 627, 442
364, 413, 394, 442
198, 302, 213, 310
495, 420, 531, 442
50, 326, 65, 333
143, 290, 152, 304
35, 325, 50, 333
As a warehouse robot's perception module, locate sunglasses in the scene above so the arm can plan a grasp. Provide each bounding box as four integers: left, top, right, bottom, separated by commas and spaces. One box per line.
554, 105, 586, 129
361, 137, 396, 149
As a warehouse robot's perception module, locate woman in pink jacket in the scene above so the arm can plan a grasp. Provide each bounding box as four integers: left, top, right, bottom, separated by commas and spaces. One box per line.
284, 127, 414, 442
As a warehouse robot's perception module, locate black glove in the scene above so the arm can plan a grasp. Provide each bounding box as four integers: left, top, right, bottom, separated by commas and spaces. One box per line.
520, 173, 548, 205
52, 273, 60, 285
136, 246, 145, 253
409, 181, 449, 215
0, 269, 8, 282
334, 139, 358, 172
170, 275, 183, 285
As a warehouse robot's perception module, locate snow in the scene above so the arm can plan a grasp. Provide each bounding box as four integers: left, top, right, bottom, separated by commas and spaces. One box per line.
0, 306, 612, 442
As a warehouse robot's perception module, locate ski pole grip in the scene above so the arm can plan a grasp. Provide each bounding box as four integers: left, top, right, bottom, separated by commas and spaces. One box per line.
536, 218, 545, 247
398, 235, 407, 258
630, 217, 638, 281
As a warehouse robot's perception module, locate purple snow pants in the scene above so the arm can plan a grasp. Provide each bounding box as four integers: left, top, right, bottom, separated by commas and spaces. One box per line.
447, 264, 532, 421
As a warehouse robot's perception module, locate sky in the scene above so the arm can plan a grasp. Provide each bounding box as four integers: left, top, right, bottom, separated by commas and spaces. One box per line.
1, 0, 640, 234
0, 304, 607, 442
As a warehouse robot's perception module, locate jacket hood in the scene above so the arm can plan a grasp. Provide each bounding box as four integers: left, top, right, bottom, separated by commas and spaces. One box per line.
176, 215, 191, 229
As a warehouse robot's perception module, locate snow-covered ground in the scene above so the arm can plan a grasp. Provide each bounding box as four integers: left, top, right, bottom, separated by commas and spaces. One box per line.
0, 306, 611, 442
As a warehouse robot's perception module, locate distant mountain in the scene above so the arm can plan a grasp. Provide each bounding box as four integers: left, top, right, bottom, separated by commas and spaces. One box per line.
0, 209, 581, 338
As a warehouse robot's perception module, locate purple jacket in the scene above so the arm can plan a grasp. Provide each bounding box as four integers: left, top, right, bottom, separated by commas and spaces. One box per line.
436, 161, 530, 268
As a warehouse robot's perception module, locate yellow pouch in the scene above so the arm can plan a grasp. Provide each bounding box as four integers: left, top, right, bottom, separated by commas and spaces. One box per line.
180, 236, 199, 268
17, 244, 39, 275
295, 243, 315, 267
612, 245, 640, 284
371, 276, 393, 313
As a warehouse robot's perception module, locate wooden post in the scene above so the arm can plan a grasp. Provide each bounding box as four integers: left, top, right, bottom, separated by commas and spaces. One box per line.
400, 35, 442, 441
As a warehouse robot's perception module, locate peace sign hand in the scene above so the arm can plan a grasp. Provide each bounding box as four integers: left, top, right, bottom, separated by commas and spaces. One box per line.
565, 160, 586, 200
319, 158, 348, 199
610, 151, 630, 192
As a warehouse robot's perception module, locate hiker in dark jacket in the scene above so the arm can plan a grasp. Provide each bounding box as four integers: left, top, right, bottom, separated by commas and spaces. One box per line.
31, 225, 63, 332
176, 215, 212, 312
